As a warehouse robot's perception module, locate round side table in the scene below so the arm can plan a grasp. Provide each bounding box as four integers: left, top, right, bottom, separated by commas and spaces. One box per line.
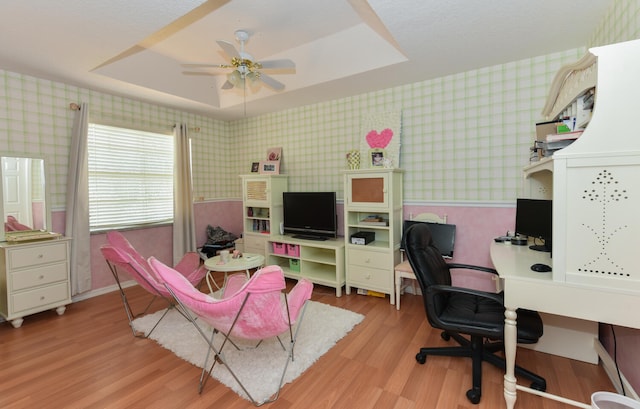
203, 253, 265, 293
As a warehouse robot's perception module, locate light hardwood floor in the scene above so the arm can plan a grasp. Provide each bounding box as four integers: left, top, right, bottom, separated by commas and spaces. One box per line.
0, 273, 615, 409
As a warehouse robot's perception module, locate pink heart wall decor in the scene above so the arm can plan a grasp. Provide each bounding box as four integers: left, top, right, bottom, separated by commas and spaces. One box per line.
366, 128, 394, 148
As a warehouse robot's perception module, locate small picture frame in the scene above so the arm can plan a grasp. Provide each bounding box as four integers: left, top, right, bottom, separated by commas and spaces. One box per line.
267, 147, 282, 162
370, 149, 385, 167
259, 160, 280, 174
250, 162, 260, 173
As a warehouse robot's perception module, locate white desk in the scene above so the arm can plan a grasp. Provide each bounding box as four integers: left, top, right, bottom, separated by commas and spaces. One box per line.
490, 242, 640, 409
203, 253, 264, 293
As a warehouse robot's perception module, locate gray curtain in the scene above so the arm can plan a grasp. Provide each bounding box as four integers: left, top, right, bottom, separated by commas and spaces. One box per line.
173, 123, 197, 264
65, 102, 91, 295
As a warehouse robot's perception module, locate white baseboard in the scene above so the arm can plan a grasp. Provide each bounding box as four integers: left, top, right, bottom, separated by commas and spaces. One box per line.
595, 339, 639, 400
71, 280, 138, 302
0, 281, 137, 323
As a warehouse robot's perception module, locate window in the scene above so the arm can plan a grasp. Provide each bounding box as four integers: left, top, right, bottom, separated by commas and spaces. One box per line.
88, 124, 174, 231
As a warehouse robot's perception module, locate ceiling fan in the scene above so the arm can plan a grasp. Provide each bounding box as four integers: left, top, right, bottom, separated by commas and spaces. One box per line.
182, 30, 295, 91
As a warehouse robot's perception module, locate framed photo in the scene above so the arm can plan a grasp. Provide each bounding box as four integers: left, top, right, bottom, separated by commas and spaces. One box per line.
370, 149, 385, 167
267, 147, 282, 162
259, 160, 280, 174
250, 162, 260, 173
360, 111, 401, 168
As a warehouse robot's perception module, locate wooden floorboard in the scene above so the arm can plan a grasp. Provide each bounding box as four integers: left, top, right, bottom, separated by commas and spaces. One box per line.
0, 274, 616, 408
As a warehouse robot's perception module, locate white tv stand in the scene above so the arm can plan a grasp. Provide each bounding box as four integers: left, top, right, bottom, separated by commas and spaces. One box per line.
266, 235, 345, 296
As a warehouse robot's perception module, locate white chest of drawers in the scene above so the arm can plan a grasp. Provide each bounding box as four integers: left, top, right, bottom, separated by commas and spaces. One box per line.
0, 237, 72, 328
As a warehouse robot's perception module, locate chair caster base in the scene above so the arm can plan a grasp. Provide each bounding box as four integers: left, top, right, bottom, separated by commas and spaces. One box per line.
416, 352, 426, 364
466, 387, 481, 404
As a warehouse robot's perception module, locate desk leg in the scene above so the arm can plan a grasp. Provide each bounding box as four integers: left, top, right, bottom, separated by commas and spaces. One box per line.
504, 308, 518, 409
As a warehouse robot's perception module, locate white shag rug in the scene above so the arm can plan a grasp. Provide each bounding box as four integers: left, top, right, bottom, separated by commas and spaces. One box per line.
132, 301, 364, 404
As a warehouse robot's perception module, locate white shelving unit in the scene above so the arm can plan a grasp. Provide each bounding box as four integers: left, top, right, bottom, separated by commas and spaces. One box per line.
240, 174, 288, 256
343, 168, 403, 304
266, 235, 345, 296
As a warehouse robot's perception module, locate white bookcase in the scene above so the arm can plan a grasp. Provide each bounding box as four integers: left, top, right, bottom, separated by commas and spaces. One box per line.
240, 174, 288, 256
343, 168, 403, 303
267, 235, 345, 296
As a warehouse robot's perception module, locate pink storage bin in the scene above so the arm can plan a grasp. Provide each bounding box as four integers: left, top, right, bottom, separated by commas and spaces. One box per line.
272, 242, 286, 255
286, 244, 300, 257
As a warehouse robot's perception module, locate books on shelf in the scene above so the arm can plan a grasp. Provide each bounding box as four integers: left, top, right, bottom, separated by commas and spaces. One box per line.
545, 139, 574, 149
546, 130, 583, 142
359, 215, 388, 226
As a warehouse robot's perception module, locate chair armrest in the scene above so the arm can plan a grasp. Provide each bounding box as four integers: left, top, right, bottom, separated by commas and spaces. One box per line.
428, 284, 504, 305
447, 263, 498, 276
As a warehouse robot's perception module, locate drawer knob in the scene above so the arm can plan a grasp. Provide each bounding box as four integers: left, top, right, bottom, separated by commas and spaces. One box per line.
39, 275, 44, 280
37, 254, 44, 259
365, 274, 371, 279
40, 296, 45, 301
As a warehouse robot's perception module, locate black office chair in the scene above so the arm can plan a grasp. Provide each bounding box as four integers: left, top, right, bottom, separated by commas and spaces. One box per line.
404, 223, 546, 404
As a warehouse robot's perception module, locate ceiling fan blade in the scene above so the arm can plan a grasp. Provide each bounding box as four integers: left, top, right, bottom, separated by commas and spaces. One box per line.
259, 73, 285, 91
221, 80, 234, 90
216, 40, 240, 59
259, 59, 296, 70
181, 63, 232, 69
182, 71, 220, 76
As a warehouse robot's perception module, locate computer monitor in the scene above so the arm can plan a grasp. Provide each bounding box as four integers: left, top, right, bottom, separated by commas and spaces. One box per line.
515, 198, 552, 252
401, 220, 456, 258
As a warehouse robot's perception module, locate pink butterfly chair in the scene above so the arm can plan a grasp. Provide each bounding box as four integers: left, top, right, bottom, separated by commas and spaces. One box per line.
100, 230, 207, 338
149, 257, 313, 406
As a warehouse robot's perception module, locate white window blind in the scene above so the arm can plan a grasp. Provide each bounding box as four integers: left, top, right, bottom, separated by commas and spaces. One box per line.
88, 124, 174, 231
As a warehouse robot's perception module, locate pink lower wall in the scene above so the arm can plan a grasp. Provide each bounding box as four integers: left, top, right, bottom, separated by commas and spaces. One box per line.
53, 202, 511, 294
57, 202, 511, 294
403, 205, 515, 292
53, 201, 245, 291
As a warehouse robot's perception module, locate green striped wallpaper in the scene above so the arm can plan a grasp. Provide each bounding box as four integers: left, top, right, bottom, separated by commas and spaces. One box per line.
1, 0, 638, 207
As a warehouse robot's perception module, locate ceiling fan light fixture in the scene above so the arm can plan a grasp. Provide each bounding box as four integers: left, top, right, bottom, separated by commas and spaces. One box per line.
228, 70, 244, 88
246, 71, 260, 84
227, 68, 261, 89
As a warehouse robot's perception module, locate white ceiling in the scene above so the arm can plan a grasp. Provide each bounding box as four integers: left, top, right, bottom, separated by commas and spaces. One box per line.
0, 0, 613, 121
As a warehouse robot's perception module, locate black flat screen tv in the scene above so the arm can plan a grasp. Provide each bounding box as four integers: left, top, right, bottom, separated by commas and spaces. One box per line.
282, 192, 337, 240
515, 198, 552, 252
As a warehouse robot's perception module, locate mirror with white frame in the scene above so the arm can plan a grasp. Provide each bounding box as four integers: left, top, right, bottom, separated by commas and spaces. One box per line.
1, 155, 51, 242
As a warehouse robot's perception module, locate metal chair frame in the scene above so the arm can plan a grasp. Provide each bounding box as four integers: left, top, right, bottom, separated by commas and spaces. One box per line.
152, 259, 313, 406
165, 284, 309, 406
103, 257, 184, 338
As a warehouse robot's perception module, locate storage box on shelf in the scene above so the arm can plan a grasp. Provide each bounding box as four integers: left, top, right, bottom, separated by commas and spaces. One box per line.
286, 243, 300, 257
240, 175, 288, 256
343, 168, 403, 304
267, 235, 344, 296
